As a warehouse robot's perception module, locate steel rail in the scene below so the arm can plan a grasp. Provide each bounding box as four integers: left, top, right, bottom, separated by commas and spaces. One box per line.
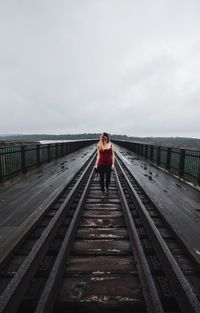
34, 160, 94, 313
116, 150, 200, 269
114, 167, 164, 313
116, 154, 200, 313
0, 153, 96, 313
0, 152, 96, 272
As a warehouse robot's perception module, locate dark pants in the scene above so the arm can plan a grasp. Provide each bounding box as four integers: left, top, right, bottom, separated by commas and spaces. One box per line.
98, 165, 111, 191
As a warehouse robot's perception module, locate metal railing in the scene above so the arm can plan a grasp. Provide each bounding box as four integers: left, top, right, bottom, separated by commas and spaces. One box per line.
113, 140, 200, 186
0, 140, 97, 184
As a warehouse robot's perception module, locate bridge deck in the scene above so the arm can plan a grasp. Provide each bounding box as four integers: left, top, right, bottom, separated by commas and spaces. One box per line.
0, 144, 96, 265
116, 145, 200, 265
0, 143, 199, 267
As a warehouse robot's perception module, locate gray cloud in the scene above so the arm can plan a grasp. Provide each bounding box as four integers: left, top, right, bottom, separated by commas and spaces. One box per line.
0, 0, 200, 137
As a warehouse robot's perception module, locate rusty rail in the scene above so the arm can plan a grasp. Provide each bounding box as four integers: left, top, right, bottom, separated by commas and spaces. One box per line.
0, 153, 96, 313
116, 153, 200, 313
114, 167, 164, 313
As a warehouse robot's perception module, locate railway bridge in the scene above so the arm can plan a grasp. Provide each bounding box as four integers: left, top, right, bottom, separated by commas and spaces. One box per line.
0, 140, 199, 313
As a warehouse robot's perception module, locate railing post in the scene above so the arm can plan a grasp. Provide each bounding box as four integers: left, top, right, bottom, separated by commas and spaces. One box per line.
36, 144, 41, 167
166, 147, 171, 170
157, 146, 161, 166
145, 145, 148, 159
0, 148, 3, 183
139, 144, 142, 156
136, 143, 139, 154
61, 143, 64, 157
131, 142, 134, 152
65, 142, 68, 155
198, 162, 200, 185
21, 145, 27, 173
179, 149, 185, 177
47, 144, 51, 163
150, 145, 153, 162
65, 143, 69, 155
55, 143, 58, 159
140, 144, 142, 156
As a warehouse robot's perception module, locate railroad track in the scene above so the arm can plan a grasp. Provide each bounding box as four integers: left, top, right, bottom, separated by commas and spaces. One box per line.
0, 150, 199, 313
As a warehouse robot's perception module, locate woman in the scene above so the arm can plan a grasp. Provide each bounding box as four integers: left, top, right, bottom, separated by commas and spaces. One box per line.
95, 132, 115, 193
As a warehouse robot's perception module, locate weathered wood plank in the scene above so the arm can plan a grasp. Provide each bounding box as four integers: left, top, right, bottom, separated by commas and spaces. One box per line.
86, 198, 121, 204
82, 210, 123, 218
76, 228, 128, 240
72, 240, 132, 256
79, 217, 126, 228
84, 203, 121, 211
57, 276, 143, 309
65, 256, 136, 274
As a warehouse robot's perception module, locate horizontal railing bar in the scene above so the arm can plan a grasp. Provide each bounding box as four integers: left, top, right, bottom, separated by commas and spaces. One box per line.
113, 140, 200, 186
0, 140, 97, 184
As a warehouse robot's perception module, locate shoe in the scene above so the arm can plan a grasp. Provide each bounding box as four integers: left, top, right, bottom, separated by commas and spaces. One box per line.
106, 187, 109, 192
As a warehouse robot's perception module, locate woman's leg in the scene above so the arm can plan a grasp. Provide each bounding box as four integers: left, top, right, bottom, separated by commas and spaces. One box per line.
105, 165, 111, 190
98, 166, 105, 192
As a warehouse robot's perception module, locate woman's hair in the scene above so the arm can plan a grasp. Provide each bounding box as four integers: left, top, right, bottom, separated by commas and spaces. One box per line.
100, 132, 110, 143
98, 132, 110, 150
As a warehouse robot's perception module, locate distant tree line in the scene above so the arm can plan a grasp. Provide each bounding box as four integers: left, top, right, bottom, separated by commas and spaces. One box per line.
0, 133, 200, 148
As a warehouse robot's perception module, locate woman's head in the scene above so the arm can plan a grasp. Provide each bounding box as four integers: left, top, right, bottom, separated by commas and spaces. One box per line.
100, 132, 110, 143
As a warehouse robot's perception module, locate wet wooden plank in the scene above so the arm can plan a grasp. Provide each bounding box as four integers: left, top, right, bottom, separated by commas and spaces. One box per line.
0, 226, 17, 242
65, 256, 136, 274
79, 217, 126, 228
175, 255, 198, 273
82, 210, 123, 218
72, 240, 132, 256
89, 187, 116, 192
76, 228, 129, 240
0, 255, 26, 275
86, 198, 121, 204
89, 189, 117, 194
57, 276, 143, 310
0, 278, 11, 296
21, 275, 144, 311
87, 191, 118, 199
84, 203, 121, 211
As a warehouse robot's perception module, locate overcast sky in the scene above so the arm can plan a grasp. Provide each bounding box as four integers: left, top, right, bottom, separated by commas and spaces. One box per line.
0, 1, 200, 137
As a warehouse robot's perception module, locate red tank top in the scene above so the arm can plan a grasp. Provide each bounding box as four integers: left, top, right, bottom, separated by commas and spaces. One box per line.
98, 145, 112, 166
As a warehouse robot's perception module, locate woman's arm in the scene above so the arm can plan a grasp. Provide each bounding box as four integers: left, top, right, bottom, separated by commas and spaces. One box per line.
95, 144, 100, 167
111, 144, 115, 169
